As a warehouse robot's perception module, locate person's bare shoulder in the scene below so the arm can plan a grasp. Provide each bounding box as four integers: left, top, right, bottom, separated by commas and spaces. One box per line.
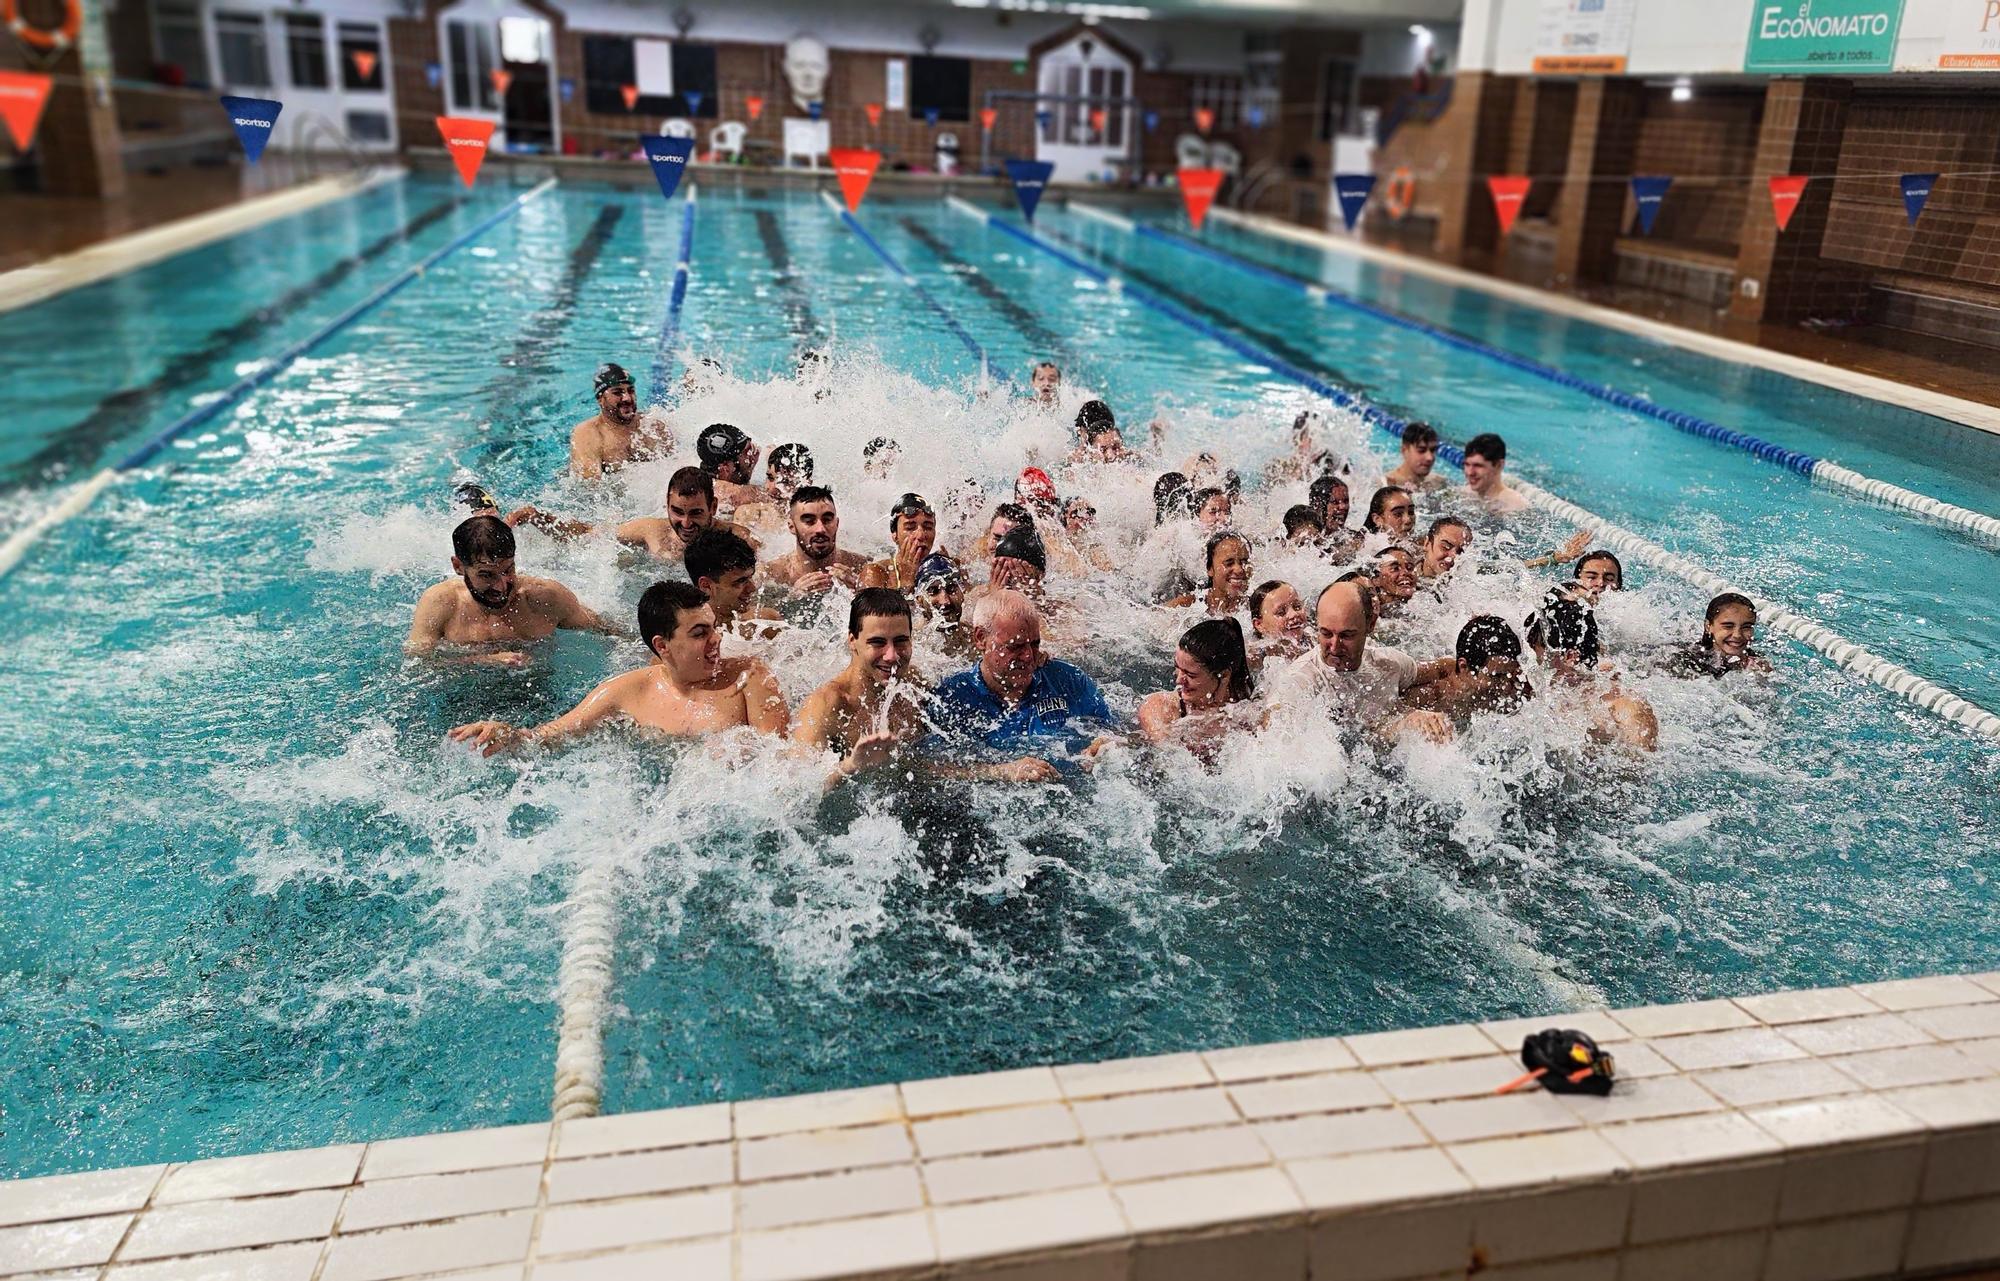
833, 549, 871, 568
519, 574, 580, 612
417, 578, 464, 610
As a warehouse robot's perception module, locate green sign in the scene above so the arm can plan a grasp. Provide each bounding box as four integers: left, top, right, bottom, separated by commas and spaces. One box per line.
1745, 0, 1906, 72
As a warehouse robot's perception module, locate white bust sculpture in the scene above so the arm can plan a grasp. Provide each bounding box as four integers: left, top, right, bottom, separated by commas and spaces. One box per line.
784, 34, 828, 112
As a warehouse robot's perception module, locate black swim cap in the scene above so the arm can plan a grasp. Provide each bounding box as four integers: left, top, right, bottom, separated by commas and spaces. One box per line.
993, 525, 1047, 575
768, 442, 815, 479
593, 362, 634, 397
454, 482, 499, 512
697, 423, 752, 470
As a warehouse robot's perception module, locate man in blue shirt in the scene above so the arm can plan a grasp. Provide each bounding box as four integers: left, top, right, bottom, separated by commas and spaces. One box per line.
928, 589, 1116, 780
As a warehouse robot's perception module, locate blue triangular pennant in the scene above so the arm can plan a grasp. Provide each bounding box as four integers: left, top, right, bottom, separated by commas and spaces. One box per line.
558, 77, 575, 104
1630, 175, 1672, 236
1333, 173, 1376, 232
219, 95, 282, 164
640, 133, 695, 202
1246, 105, 1265, 128
1143, 110, 1159, 132
808, 100, 823, 121
424, 62, 441, 90
1005, 158, 1054, 223
924, 107, 940, 127
1901, 172, 1938, 225
685, 90, 703, 114
1035, 109, 1053, 130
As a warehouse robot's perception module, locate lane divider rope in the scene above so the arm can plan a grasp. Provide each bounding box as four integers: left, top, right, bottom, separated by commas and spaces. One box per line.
1083, 207, 2000, 549
951, 197, 2000, 742
826, 191, 1007, 389
0, 178, 560, 581
551, 860, 618, 1121
647, 184, 699, 405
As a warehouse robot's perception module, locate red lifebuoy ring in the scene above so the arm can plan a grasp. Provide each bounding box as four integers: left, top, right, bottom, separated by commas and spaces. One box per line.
1383, 167, 1416, 219
4, 0, 82, 51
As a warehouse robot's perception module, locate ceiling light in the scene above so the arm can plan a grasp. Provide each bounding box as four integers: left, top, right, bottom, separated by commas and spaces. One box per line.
1672, 78, 1693, 102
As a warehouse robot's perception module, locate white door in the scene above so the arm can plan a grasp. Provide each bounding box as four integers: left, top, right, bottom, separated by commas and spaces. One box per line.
1034, 35, 1133, 185
437, 1, 559, 152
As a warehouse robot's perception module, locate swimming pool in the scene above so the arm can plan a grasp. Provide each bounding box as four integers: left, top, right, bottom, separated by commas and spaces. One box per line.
2, 174, 1995, 1180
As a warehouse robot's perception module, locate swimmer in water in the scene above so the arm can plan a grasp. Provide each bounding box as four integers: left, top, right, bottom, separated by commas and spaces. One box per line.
1060, 497, 1117, 573
1525, 587, 1658, 751
1032, 361, 1063, 408
1266, 580, 1453, 743
1248, 579, 1309, 667
965, 502, 1035, 563
685, 528, 783, 636
733, 442, 815, 538
1166, 530, 1252, 616
1015, 467, 1060, 525
406, 516, 618, 665
914, 552, 974, 659
861, 493, 938, 591
568, 363, 670, 479
1310, 473, 1364, 560
862, 436, 901, 480
1671, 592, 1771, 677
448, 581, 789, 753
1370, 544, 1419, 614
927, 590, 1112, 780
966, 523, 1049, 613
795, 588, 930, 786
511, 467, 756, 561
1573, 549, 1624, 602
1265, 410, 1330, 486
695, 423, 766, 516
763, 485, 870, 594
1461, 432, 1531, 516
1138, 617, 1256, 761
1418, 517, 1471, 582
1404, 615, 1536, 720
1384, 421, 1449, 494
1191, 486, 1233, 535
1152, 472, 1193, 526
1363, 486, 1417, 542
1283, 505, 1323, 547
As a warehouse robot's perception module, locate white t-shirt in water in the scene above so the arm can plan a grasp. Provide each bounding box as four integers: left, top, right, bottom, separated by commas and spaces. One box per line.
1273, 643, 1420, 725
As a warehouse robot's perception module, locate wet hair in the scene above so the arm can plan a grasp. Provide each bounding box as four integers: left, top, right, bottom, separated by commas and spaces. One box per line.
453, 514, 515, 563
1291, 409, 1317, 442
767, 442, 815, 481
888, 492, 934, 534
1283, 504, 1322, 538
1464, 433, 1507, 465
848, 586, 913, 636
1075, 399, 1115, 435
667, 466, 714, 504
637, 580, 708, 653
1575, 550, 1624, 590
1220, 469, 1242, 500
1361, 485, 1412, 533
1152, 472, 1191, 524
1308, 473, 1349, 520
1189, 486, 1226, 516
991, 502, 1035, 530
1248, 579, 1291, 623
1423, 516, 1471, 544
1699, 592, 1757, 649
1203, 530, 1250, 585
788, 484, 835, 509
1035, 360, 1061, 376
1373, 544, 1415, 563
1400, 421, 1440, 449
863, 436, 898, 460
684, 527, 756, 586
1179, 617, 1254, 704
1526, 588, 1600, 666
1457, 615, 1523, 669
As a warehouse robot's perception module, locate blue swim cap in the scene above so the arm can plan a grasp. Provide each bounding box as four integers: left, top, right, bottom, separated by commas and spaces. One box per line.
915, 552, 961, 590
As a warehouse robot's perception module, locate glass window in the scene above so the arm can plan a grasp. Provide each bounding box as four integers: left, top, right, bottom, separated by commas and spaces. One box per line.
498, 16, 545, 65
152, 0, 211, 83
446, 19, 497, 113
345, 109, 390, 142
282, 12, 329, 90
214, 10, 271, 89
339, 21, 383, 92
1318, 58, 1356, 141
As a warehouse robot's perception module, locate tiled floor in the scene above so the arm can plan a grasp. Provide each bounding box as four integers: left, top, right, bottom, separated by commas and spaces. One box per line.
3, 974, 2000, 1280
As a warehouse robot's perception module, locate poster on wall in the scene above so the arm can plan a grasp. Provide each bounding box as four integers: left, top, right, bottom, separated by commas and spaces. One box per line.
1744, 0, 1908, 73
1531, 0, 1638, 73
885, 59, 908, 111
1939, 0, 2000, 66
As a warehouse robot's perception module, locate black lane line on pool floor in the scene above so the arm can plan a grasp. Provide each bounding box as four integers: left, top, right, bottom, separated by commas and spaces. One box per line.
1036, 223, 1433, 429
6, 197, 465, 492
751, 208, 827, 358
896, 215, 1074, 372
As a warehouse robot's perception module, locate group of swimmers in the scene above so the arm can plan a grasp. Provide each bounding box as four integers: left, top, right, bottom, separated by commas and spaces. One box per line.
411, 358, 1772, 784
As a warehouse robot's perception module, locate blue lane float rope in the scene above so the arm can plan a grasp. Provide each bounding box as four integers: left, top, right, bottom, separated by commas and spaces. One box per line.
945, 195, 2000, 742
648, 185, 699, 405
827, 192, 1011, 389
0, 178, 559, 580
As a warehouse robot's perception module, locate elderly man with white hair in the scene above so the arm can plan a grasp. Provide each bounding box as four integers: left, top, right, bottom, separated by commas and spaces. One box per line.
927, 589, 1115, 779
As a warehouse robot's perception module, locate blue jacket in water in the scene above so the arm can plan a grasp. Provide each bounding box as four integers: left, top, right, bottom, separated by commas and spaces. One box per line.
929, 659, 1114, 759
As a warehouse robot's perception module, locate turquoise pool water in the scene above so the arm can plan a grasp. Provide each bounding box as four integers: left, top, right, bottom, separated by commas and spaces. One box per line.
2, 176, 1995, 1180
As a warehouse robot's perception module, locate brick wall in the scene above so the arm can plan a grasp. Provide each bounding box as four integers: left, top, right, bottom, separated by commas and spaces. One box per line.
1630, 87, 1763, 257
1821, 90, 2000, 290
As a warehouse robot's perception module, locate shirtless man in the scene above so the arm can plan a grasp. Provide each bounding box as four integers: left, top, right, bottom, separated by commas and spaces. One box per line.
914, 553, 974, 660
1031, 361, 1062, 408
511, 467, 754, 563
795, 588, 930, 785
685, 527, 783, 635
763, 485, 870, 594
1404, 615, 1535, 720
695, 423, 768, 516
406, 516, 616, 665
861, 493, 938, 591
569, 363, 671, 479
449, 581, 788, 753
1384, 421, 1449, 494
1461, 432, 1531, 516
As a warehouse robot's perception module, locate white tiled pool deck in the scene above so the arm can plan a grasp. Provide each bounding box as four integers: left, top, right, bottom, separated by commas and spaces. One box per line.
6, 975, 2000, 1281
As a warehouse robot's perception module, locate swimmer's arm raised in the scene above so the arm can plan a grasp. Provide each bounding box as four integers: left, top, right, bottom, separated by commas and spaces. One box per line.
509, 506, 596, 540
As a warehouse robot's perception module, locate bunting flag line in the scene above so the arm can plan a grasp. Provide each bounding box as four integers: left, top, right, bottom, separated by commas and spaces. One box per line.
620, 84, 639, 111
436, 116, 496, 188
558, 77, 575, 104
1035, 109, 1053, 130
979, 107, 997, 132
1486, 175, 1532, 235
1005, 158, 1054, 223
924, 106, 940, 127
861, 101, 877, 126
640, 133, 694, 202
0, 71, 54, 152
490, 68, 511, 98
830, 147, 882, 211
1143, 110, 1159, 132
1901, 172, 1938, 226
809, 100, 823, 121
1194, 107, 1214, 134
424, 62, 441, 90
348, 50, 376, 81
746, 95, 764, 121
1246, 105, 1265, 128
1768, 175, 1809, 231
1178, 167, 1225, 231
219, 95, 282, 164
1629, 175, 1672, 236
1333, 173, 1376, 232
685, 90, 703, 115
1089, 107, 1106, 134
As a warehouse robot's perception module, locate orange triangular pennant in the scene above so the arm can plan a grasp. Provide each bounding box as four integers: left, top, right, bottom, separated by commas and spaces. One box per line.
0, 71, 54, 152
1194, 107, 1214, 134
864, 102, 882, 128
436, 116, 496, 188
1486, 175, 1532, 235
1769, 175, 1809, 232
746, 94, 763, 121
490, 68, 512, 98
830, 147, 882, 211
1178, 167, 1225, 230
349, 50, 377, 81
620, 84, 639, 111
979, 107, 997, 132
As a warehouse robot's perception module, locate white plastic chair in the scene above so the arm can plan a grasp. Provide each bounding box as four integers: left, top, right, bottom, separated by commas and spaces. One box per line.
660, 118, 696, 140
1175, 133, 1208, 170
710, 120, 746, 162
784, 118, 829, 170
1209, 140, 1241, 176
935, 129, 959, 176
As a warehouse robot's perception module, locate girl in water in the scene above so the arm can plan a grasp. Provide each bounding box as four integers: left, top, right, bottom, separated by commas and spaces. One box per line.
1139, 618, 1257, 760
1167, 532, 1253, 616
1573, 550, 1624, 602
1525, 586, 1658, 750
1672, 592, 1771, 677
1363, 486, 1417, 541
1247, 579, 1308, 667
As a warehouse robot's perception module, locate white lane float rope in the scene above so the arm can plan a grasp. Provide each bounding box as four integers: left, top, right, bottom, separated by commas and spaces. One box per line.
950, 196, 2000, 743
0, 177, 560, 582
551, 860, 618, 1121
